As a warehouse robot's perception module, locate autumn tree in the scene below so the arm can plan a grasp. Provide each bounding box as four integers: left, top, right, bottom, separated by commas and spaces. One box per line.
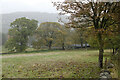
54, 25, 68, 50
5, 17, 38, 52
33, 22, 63, 50
53, 0, 119, 68
72, 28, 88, 48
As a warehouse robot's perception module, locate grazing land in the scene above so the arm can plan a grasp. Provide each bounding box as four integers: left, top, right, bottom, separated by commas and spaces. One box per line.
2, 49, 111, 78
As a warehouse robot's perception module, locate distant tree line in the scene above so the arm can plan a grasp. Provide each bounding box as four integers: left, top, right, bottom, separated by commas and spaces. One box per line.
4, 17, 89, 52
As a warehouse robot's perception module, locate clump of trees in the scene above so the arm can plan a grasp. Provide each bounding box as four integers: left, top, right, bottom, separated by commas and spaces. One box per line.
33, 22, 62, 49
5, 17, 38, 52
32, 22, 72, 50
5, 17, 87, 52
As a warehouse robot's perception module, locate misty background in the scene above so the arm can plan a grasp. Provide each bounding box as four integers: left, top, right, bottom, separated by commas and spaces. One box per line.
0, 0, 66, 33
0, 0, 67, 46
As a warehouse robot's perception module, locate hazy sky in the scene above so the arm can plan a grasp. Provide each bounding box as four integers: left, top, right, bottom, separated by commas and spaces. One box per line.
0, 0, 64, 14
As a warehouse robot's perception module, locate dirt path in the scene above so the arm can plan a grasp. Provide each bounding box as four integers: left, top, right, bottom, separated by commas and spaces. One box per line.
2, 52, 60, 58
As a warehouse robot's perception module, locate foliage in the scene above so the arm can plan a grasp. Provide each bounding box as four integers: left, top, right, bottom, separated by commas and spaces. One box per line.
5, 17, 38, 52
72, 28, 88, 48
53, 26, 73, 50
33, 22, 69, 50
32, 39, 46, 49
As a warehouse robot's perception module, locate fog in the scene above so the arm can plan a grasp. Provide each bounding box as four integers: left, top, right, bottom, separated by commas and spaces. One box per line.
0, 0, 64, 14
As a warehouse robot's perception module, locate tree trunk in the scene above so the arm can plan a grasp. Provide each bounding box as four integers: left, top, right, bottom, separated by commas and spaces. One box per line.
99, 47, 104, 68
48, 41, 52, 50
19, 42, 24, 52
85, 41, 87, 48
62, 43, 65, 50
81, 41, 83, 48
113, 48, 115, 55
98, 32, 104, 68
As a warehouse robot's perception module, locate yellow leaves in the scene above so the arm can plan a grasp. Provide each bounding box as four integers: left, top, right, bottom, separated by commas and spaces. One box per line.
58, 30, 66, 36
47, 38, 53, 41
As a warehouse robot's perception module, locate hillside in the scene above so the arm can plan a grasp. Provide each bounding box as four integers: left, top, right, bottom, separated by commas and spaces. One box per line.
1, 12, 67, 33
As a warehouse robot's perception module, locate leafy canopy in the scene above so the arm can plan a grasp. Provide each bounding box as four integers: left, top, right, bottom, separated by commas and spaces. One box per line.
5, 17, 38, 52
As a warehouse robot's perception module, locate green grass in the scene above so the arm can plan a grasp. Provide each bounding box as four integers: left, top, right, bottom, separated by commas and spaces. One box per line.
2, 49, 111, 78
0, 46, 9, 53
1, 47, 63, 55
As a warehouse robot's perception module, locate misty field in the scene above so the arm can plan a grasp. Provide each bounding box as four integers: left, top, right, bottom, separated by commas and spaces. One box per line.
2, 49, 111, 78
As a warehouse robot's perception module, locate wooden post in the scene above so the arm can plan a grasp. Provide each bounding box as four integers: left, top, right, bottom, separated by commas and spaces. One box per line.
104, 58, 107, 69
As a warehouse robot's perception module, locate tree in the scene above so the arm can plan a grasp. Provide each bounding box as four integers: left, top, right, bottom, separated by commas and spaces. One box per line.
111, 2, 120, 53
102, 2, 120, 55
54, 25, 72, 50
72, 28, 88, 48
5, 17, 38, 52
53, 0, 118, 68
33, 22, 63, 50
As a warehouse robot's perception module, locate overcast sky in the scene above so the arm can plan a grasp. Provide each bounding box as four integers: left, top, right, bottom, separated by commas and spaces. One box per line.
0, 0, 64, 14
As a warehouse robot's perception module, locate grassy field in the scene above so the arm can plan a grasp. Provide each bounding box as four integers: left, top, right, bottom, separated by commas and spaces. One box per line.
2, 49, 111, 78
0, 46, 8, 53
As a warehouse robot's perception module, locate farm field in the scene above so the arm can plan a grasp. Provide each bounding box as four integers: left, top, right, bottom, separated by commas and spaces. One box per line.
2, 49, 111, 78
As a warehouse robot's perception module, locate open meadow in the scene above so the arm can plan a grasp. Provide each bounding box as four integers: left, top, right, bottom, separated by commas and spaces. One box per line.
2, 49, 111, 78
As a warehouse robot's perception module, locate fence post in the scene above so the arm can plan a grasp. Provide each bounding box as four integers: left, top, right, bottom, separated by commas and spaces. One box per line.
104, 58, 107, 69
